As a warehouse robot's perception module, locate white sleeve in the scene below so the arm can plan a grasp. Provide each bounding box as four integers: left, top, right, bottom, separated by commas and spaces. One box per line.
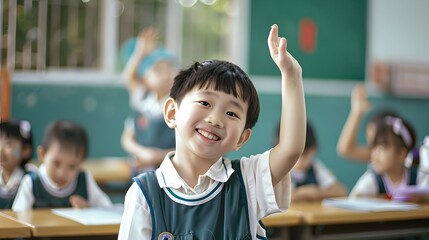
349, 170, 378, 198
313, 160, 337, 190
118, 183, 152, 240
12, 174, 35, 211
240, 150, 285, 217
273, 174, 291, 210
85, 171, 113, 207
417, 168, 429, 187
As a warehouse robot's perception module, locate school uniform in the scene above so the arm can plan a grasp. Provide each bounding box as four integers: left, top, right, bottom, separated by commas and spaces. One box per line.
290, 159, 337, 189
118, 150, 290, 240
124, 88, 175, 173
350, 164, 429, 197
12, 164, 112, 211
0, 168, 25, 209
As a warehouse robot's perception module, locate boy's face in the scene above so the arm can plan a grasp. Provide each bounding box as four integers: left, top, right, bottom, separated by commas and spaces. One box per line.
370, 143, 406, 174
293, 147, 316, 171
167, 86, 251, 160
144, 60, 177, 93
38, 141, 82, 188
0, 136, 23, 172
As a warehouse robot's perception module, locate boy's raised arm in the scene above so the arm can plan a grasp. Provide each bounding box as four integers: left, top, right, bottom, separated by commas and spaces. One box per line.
268, 24, 306, 186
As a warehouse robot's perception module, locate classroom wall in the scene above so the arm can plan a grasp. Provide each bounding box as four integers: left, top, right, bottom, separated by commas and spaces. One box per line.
9, 0, 429, 191
11, 84, 131, 158
10, 83, 429, 190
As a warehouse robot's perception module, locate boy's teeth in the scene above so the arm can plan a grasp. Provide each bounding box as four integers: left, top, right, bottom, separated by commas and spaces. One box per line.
198, 129, 219, 140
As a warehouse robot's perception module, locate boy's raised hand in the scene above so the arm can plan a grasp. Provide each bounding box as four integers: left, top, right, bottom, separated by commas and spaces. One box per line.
268, 24, 302, 79
134, 27, 158, 58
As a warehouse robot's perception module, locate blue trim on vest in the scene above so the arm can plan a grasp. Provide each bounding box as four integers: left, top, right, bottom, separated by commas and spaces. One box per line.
133, 176, 156, 240
165, 182, 223, 202
256, 234, 268, 239
256, 220, 268, 239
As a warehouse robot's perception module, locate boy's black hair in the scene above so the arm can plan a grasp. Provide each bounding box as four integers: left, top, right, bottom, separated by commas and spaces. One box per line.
169, 60, 260, 130
305, 121, 317, 151
42, 120, 89, 160
373, 116, 416, 152
0, 120, 33, 167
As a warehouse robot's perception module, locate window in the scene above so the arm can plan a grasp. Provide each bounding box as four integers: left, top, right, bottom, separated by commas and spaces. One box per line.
1, 0, 247, 79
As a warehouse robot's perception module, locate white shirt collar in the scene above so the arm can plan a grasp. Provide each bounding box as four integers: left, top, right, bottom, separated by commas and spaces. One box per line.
0, 168, 25, 193
39, 164, 78, 197
156, 152, 235, 194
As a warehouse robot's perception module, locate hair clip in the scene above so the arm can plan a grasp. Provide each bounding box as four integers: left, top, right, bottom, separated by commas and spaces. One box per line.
384, 116, 412, 148
19, 120, 31, 140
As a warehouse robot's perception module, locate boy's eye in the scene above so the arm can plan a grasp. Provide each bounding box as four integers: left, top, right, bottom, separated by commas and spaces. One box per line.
227, 112, 238, 118
199, 101, 210, 107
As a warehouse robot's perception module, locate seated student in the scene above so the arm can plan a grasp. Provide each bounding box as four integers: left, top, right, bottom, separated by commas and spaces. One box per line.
12, 120, 112, 211
120, 27, 177, 176
349, 116, 429, 200
0, 120, 33, 209
118, 24, 306, 239
337, 83, 400, 162
290, 122, 347, 201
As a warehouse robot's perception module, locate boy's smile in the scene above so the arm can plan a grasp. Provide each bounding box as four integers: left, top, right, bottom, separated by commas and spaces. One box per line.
197, 128, 221, 142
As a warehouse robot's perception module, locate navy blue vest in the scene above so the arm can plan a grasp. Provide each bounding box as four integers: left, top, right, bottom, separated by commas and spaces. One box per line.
134, 160, 252, 240
31, 171, 88, 208
132, 109, 175, 150
0, 189, 18, 209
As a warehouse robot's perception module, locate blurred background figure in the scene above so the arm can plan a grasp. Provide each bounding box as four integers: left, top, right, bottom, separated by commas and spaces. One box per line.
120, 27, 177, 176
0, 120, 33, 209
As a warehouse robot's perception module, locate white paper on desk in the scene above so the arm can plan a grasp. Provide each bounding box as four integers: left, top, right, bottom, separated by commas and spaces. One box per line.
322, 198, 419, 212
51, 205, 124, 225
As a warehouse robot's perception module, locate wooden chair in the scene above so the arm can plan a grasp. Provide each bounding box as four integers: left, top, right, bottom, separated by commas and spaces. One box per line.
1, 68, 11, 121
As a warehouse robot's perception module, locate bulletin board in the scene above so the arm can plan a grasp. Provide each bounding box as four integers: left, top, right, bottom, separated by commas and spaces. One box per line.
248, 0, 367, 80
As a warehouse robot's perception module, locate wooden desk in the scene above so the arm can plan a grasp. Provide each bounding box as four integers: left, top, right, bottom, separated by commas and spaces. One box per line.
262, 209, 303, 240
83, 157, 131, 184
1, 209, 119, 238
290, 201, 429, 240
0, 213, 31, 238
262, 209, 302, 227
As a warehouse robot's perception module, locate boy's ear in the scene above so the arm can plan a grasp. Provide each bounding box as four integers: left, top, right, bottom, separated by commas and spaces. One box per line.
164, 97, 177, 128
233, 128, 252, 151
37, 146, 46, 163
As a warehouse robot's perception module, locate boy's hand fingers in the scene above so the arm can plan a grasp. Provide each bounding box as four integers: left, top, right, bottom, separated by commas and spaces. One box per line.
268, 24, 279, 59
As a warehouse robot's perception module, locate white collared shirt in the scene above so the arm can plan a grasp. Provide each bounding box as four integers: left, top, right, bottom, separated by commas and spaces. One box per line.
118, 149, 291, 240
0, 168, 25, 195
12, 164, 112, 211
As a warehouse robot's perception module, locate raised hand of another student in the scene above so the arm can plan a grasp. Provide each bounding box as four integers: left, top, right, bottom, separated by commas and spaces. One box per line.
351, 84, 372, 117
268, 24, 302, 80
133, 27, 158, 59
70, 195, 89, 208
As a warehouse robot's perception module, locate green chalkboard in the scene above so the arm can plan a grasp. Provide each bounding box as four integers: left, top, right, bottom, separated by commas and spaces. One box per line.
249, 0, 367, 80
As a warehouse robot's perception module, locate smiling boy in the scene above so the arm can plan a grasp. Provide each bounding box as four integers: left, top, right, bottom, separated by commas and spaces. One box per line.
118, 24, 306, 239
